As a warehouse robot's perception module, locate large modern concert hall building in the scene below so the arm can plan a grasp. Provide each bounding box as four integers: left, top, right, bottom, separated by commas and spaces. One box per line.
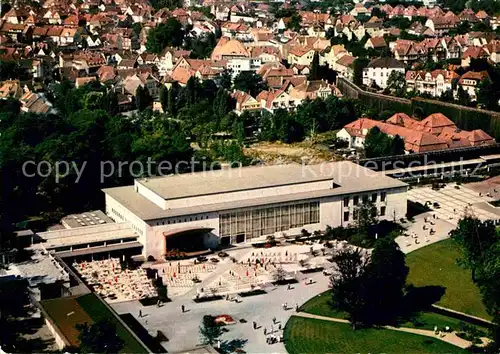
102, 161, 408, 259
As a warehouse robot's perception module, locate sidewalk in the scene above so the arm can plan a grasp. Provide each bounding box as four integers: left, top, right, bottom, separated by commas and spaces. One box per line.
294, 312, 473, 349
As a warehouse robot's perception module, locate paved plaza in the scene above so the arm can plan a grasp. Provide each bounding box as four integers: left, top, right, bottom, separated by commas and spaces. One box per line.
112, 269, 331, 353
407, 183, 500, 224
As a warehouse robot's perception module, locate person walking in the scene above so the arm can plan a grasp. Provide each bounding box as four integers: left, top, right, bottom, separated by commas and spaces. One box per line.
181, 305, 185, 313
253, 321, 257, 329
139, 309, 142, 318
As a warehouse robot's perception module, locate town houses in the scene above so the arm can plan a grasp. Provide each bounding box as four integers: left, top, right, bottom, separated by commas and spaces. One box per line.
0, 0, 498, 118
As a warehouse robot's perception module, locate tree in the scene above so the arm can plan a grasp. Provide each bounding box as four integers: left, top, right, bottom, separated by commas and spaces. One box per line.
386, 71, 406, 96
199, 315, 222, 345
159, 86, 169, 112
330, 247, 371, 329
76, 320, 124, 354
477, 78, 500, 110
135, 86, 152, 111
287, 12, 302, 32
391, 135, 405, 156
273, 266, 287, 283
217, 68, 233, 90
233, 71, 268, 97
449, 216, 498, 281
353, 57, 369, 86
440, 88, 454, 102
167, 84, 176, 114
213, 88, 233, 118
366, 237, 408, 322
456, 85, 471, 106
309, 52, 321, 80
146, 18, 184, 54
354, 200, 378, 237
363, 126, 392, 158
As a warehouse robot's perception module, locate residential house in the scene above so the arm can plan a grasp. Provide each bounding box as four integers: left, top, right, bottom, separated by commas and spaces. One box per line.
289, 80, 342, 101
211, 37, 250, 61
350, 3, 371, 17
19, 90, 54, 114
157, 48, 191, 76
226, 57, 262, 77
425, 16, 457, 36
250, 46, 281, 63
333, 55, 355, 80
0, 80, 23, 99
457, 71, 489, 101
392, 40, 426, 64
232, 90, 261, 115
484, 40, 500, 63
405, 69, 459, 97
441, 36, 461, 59
362, 57, 405, 89
461, 46, 489, 67
3, 8, 30, 24
323, 44, 349, 68
364, 36, 387, 50
287, 46, 315, 66
257, 89, 300, 112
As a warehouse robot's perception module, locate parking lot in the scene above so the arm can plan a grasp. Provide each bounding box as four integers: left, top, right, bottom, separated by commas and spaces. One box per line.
408, 183, 500, 224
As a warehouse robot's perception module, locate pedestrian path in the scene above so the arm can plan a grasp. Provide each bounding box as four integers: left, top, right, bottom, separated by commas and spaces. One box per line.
294, 312, 472, 349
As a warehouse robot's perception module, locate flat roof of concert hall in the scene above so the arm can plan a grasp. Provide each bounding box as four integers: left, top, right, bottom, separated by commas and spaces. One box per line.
103, 161, 407, 221
138, 161, 406, 200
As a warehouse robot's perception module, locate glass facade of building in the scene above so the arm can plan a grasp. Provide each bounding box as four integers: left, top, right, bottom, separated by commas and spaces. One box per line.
219, 201, 320, 242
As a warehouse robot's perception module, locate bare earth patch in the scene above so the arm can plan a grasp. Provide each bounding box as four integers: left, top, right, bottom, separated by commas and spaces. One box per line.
244, 141, 339, 165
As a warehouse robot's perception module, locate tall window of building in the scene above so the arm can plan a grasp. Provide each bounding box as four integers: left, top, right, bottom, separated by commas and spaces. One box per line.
371, 193, 377, 202
343, 197, 349, 207
362, 195, 368, 204
380, 206, 386, 216
219, 201, 320, 241
353, 196, 359, 206
381, 192, 387, 202
343, 211, 349, 222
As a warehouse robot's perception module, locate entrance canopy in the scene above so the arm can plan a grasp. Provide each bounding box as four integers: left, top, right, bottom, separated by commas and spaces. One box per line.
162, 227, 214, 239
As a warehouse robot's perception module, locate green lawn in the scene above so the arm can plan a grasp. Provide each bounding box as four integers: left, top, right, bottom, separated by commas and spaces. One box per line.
299, 291, 347, 319
300, 290, 485, 333
406, 239, 490, 320
284, 316, 466, 354
401, 312, 477, 332
76, 294, 148, 354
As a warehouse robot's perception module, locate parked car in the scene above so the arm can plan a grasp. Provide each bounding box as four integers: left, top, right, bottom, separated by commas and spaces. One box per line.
197, 255, 207, 262
218, 251, 229, 258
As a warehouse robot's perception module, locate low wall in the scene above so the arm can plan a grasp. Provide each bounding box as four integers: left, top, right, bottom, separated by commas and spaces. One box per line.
431, 305, 495, 329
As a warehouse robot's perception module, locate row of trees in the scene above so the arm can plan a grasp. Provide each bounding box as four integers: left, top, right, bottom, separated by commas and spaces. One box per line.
450, 216, 500, 352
